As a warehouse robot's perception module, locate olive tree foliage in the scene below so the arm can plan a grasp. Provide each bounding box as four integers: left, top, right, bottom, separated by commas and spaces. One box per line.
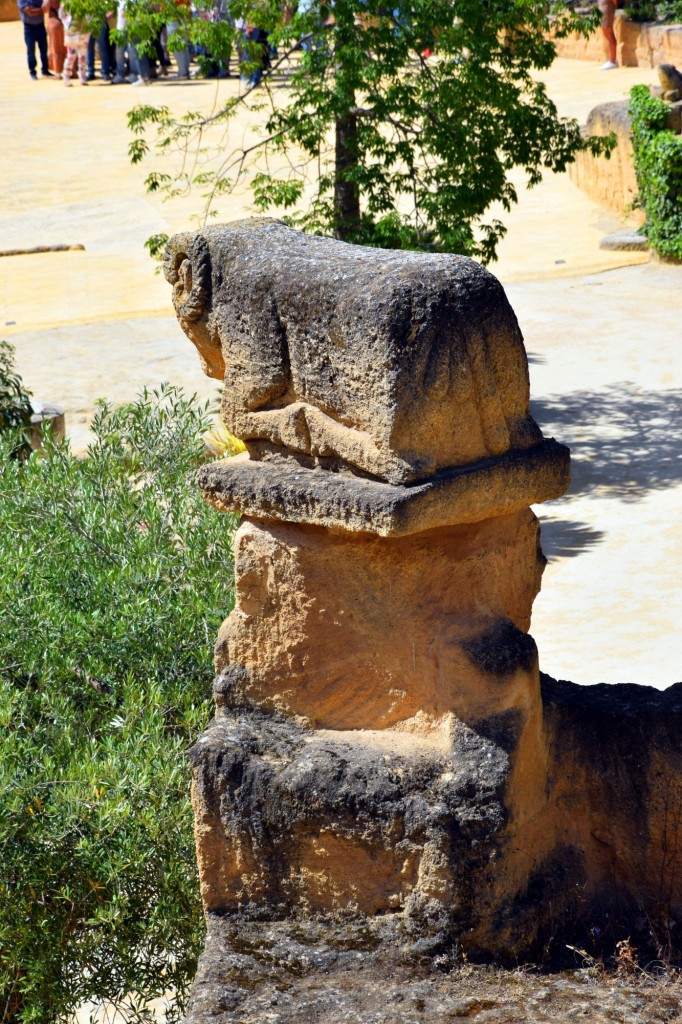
126, 0, 611, 261
0, 387, 236, 1024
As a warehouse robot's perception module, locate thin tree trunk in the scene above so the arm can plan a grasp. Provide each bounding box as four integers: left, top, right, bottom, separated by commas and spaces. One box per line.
334, 110, 360, 241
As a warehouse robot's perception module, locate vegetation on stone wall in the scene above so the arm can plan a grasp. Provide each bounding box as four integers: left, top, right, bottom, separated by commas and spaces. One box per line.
625, 0, 682, 24
125, 0, 611, 262
0, 386, 235, 1024
630, 85, 682, 260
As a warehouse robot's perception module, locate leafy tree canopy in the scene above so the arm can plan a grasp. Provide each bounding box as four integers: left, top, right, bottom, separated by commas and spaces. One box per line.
119, 0, 611, 260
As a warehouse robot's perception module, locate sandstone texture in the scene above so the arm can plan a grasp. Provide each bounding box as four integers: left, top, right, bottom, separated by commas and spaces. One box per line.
568, 101, 642, 222
164, 220, 545, 486
184, 914, 682, 1024
167, 221, 682, 1021
187, 676, 682, 996
214, 510, 545, 730
198, 440, 570, 536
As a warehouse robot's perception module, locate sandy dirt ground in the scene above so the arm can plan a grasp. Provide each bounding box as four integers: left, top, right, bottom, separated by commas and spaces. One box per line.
1, 23, 680, 691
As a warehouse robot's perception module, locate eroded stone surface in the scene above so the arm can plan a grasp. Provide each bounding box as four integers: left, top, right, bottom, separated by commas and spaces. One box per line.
198, 438, 570, 536
167, 221, 682, 1021
165, 219, 545, 485
568, 101, 641, 221
184, 914, 682, 1024
215, 509, 545, 730
187, 675, 682, 996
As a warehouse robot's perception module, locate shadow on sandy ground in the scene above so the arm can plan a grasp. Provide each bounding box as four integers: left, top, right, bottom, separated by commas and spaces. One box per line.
539, 518, 605, 560
531, 383, 682, 502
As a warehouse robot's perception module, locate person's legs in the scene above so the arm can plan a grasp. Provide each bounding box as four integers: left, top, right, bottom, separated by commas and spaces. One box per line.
87, 32, 95, 77
48, 16, 66, 73
36, 21, 49, 73
23, 22, 38, 76
167, 20, 190, 77
114, 40, 128, 81
63, 42, 76, 83
98, 20, 111, 77
175, 46, 190, 76
132, 44, 150, 82
77, 33, 90, 82
598, 0, 618, 65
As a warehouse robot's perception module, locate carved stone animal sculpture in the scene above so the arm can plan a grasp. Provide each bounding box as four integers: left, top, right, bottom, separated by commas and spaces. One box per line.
659, 63, 682, 102
164, 219, 544, 485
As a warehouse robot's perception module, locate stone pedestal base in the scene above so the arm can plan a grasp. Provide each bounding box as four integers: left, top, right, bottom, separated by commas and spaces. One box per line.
216, 509, 546, 732
186, 676, 682, 1022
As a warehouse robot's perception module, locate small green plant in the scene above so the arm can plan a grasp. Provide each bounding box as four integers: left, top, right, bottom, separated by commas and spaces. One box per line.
630, 85, 682, 261
0, 341, 32, 435
0, 385, 236, 1023
627, 0, 682, 21
626, 0, 659, 23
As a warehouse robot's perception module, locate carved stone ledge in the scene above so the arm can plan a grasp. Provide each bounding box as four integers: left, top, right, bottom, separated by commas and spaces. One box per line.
197, 438, 570, 536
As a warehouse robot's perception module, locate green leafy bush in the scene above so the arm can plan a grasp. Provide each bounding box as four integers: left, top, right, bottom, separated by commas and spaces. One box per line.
0, 341, 32, 439
0, 386, 235, 1024
627, 0, 682, 22
630, 85, 682, 261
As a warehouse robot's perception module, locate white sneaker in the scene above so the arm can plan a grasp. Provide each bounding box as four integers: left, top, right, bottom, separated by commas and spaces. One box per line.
132, 77, 150, 86
600, 60, 618, 70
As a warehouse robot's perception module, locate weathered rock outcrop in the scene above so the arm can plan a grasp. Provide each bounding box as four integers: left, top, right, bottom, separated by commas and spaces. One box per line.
166, 220, 682, 1021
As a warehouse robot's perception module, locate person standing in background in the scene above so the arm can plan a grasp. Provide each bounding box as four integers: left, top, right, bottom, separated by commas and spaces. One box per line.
598, 0, 618, 69
60, 3, 91, 84
18, 0, 52, 79
167, 0, 191, 80
42, 0, 66, 74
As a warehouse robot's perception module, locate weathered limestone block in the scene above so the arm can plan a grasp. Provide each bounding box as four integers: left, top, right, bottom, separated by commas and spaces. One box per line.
163, 220, 570, 977
568, 101, 642, 222
164, 220, 546, 486
215, 511, 545, 730
198, 440, 569, 536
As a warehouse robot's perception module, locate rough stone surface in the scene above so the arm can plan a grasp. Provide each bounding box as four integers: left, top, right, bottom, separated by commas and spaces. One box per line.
198, 439, 570, 536
659, 62, 682, 101
568, 102, 642, 222
190, 710, 513, 937
184, 914, 682, 1024
599, 231, 649, 252
213, 509, 546, 731
165, 220, 545, 485
568, 97, 681, 220
188, 676, 682, 976
166, 221, 681, 1019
